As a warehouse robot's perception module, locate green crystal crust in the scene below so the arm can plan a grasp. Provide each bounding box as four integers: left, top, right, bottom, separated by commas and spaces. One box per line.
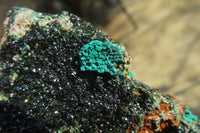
183, 106, 198, 123
79, 40, 124, 75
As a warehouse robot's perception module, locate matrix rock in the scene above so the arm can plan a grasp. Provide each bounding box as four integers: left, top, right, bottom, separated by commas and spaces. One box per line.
0, 7, 199, 133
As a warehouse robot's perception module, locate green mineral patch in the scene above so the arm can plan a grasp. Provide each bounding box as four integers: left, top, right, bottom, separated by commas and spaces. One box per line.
79, 40, 124, 75
58, 125, 80, 133
183, 106, 198, 123
129, 71, 134, 79
9, 72, 18, 83
0, 92, 9, 102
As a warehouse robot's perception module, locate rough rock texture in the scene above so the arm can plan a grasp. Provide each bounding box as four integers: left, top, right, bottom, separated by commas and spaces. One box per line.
0, 0, 200, 117
0, 7, 199, 133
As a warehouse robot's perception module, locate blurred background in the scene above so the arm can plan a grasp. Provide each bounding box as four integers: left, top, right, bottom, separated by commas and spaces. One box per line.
0, 0, 199, 117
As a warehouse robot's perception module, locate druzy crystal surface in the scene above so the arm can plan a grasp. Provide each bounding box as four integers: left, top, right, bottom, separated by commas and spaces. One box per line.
0, 7, 199, 133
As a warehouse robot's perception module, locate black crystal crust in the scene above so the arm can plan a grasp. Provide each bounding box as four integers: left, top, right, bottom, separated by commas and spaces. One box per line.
0, 11, 141, 132
0, 102, 49, 133
0, 9, 185, 133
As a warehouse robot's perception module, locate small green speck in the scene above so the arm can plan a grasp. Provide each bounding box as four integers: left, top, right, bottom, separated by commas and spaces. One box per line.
0, 92, 9, 102
129, 71, 134, 79
58, 125, 80, 133
8, 34, 20, 41
31, 14, 38, 19
14, 7, 24, 11
9, 72, 18, 83
183, 106, 198, 123
139, 114, 145, 118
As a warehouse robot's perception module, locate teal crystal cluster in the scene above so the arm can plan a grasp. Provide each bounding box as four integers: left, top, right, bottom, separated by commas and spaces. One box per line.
79, 40, 124, 75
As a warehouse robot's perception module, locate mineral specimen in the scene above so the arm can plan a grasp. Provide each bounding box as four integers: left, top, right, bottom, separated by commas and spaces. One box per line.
0, 7, 199, 133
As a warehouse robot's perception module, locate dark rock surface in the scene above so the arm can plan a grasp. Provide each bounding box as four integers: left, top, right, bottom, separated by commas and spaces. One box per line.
0, 7, 199, 133
1, 0, 200, 118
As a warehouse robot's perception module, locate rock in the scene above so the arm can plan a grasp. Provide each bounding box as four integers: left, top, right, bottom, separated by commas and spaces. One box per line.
0, 7, 199, 133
